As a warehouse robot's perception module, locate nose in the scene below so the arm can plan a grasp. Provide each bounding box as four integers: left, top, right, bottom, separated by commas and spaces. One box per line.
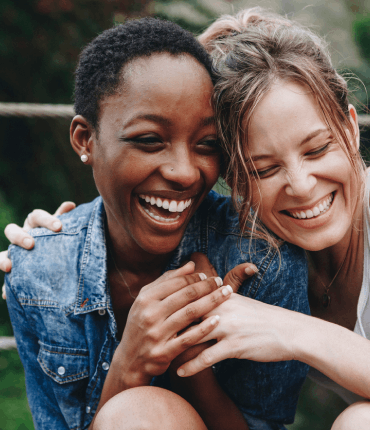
160, 147, 201, 189
284, 165, 317, 198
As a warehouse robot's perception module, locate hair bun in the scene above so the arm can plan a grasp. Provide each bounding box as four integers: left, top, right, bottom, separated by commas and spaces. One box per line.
198, 7, 278, 52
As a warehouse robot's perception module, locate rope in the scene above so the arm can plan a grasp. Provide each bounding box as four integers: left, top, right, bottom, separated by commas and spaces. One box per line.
0, 336, 16, 350
359, 115, 370, 127
0, 102, 370, 126
0, 102, 74, 118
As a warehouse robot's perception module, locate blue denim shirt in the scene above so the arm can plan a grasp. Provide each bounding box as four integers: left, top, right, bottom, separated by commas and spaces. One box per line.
6, 192, 309, 430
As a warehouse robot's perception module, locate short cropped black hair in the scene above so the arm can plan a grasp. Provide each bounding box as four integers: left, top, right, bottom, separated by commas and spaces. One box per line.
74, 18, 214, 129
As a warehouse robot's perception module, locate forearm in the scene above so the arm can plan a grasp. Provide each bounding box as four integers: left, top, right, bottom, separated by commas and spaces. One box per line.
293, 313, 370, 398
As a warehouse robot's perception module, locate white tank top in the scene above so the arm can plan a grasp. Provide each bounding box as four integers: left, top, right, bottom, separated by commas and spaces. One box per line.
308, 173, 370, 404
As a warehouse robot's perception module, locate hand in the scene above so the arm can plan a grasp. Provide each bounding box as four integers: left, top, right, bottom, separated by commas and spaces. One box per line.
111, 261, 235, 387
190, 252, 258, 292
1, 201, 75, 299
177, 294, 299, 377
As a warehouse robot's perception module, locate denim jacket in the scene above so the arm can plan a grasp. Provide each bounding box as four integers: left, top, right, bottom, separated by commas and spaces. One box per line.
6, 192, 309, 430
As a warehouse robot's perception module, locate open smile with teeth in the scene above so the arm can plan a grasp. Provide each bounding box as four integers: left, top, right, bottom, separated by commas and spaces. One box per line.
139, 194, 193, 223
286, 193, 334, 219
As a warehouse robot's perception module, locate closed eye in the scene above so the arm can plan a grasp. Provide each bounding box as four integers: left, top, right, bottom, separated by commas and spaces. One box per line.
125, 136, 163, 145
251, 166, 280, 179
306, 143, 330, 156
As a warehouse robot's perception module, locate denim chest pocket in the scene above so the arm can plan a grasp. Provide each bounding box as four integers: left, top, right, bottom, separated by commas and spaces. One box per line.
37, 342, 90, 429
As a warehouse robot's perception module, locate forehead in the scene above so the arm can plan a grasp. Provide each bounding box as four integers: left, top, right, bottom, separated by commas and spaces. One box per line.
247, 81, 326, 150
98, 53, 214, 128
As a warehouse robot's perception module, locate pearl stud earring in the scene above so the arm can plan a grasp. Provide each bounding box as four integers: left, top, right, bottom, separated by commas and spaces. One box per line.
81, 154, 88, 163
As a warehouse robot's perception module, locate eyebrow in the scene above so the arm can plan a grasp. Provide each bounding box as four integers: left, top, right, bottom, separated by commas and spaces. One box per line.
249, 128, 330, 162
122, 114, 215, 129
299, 128, 329, 146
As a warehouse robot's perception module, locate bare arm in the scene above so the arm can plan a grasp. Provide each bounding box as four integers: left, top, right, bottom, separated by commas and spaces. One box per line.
169, 343, 249, 430
178, 297, 370, 400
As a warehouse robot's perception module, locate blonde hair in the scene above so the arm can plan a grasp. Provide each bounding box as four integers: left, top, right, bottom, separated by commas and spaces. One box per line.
199, 7, 365, 248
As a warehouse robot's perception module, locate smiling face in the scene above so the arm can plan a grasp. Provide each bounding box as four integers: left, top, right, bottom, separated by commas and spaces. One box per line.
88, 53, 220, 257
246, 81, 360, 251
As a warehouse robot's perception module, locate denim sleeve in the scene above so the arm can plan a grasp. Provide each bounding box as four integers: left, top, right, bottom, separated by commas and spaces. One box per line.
5, 278, 69, 430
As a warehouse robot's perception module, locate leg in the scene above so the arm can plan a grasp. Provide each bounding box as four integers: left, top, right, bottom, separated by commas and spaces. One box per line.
332, 401, 370, 430
92, 386, 208, 430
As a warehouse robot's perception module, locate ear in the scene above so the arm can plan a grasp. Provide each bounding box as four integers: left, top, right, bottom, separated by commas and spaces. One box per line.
70, 115, 95, 164
348, 104, 360, 151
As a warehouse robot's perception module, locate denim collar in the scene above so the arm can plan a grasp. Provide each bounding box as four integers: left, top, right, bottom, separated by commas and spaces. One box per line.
74, 199, 109, 315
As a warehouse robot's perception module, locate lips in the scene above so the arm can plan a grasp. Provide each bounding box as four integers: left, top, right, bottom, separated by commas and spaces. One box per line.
138, 194, 193, 223
284, 192, 334, 220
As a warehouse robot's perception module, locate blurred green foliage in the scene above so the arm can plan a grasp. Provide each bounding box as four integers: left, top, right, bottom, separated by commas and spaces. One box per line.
0, 349, 33, 430
0, 1, 370, 429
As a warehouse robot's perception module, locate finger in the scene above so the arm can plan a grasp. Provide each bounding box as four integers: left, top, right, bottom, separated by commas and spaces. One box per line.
54, 201, 76, 216
224, 262, 258, 293
4, 224, 34, 249
0, 250, 12, 272
148, 272, 207, 301
2, 284, 6, 300
142, 262, 197, 296
170, 315, 220, 359
177, 339, 232, 377
190, 252, 218, 278
24, 209, 62, 232
165, 285, 234, 333
163, 276, 223, 314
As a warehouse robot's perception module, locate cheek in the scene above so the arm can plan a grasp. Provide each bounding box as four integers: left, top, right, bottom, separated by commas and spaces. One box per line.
202, 156, 221, 186
250, 180, 277, 222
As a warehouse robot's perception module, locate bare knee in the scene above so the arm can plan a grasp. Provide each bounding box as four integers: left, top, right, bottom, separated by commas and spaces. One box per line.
332, 401, 370, 430
92, 386, 207, 430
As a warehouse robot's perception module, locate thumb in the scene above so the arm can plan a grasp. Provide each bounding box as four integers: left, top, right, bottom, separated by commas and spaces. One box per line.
189, 252, 218, 278
224, 263, 258, 293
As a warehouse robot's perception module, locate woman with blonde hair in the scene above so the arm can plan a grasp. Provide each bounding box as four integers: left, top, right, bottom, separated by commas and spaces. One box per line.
176, 8, 370, 429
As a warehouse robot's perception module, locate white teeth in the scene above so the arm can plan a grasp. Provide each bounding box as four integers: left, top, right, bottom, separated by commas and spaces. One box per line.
306, 210, 313, 219
139, 195, 193, 213
169, 201, 177, 212
289, 193, 334, 220
313, 207, 320, 216
143, 207, 180, 222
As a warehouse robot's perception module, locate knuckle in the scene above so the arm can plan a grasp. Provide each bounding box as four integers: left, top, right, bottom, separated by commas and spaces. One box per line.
185, 285, 199, 300
179, 334, 193, 349
140, 310, 156, 327
230, 271, 243, 285
185, 306, 197, 319
184, 274, 199, 285
147, 328, 160, 343
200, 350, 213, 367
210, 292, 221, 305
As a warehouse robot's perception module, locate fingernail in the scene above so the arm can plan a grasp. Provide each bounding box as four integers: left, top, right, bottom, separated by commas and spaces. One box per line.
178, 368, 185, 377
199, 273, 207, 281
210, 315, 220, 325
245, 265, 258, 275
53, 221, 62, 230
222, 285, 233, 296
215, 277, 223, 287
23, 238, 33, 249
